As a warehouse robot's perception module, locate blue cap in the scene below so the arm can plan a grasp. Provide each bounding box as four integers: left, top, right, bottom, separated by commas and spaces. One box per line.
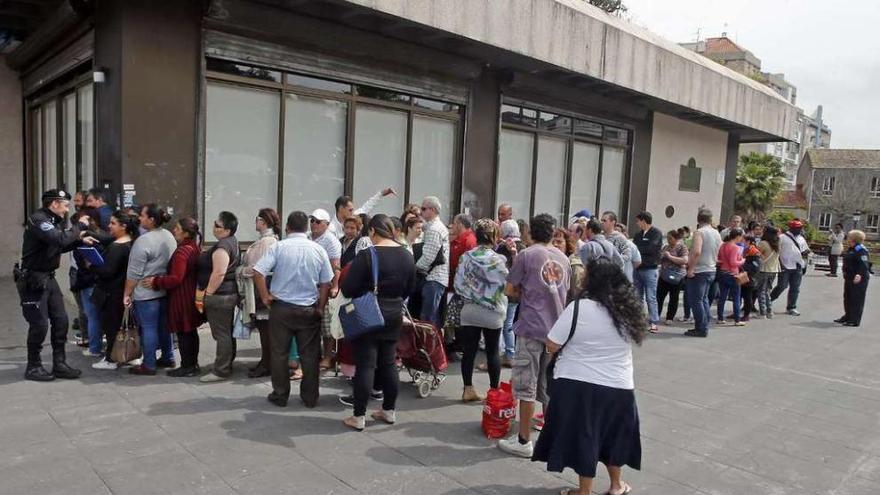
573, 208, 592, 219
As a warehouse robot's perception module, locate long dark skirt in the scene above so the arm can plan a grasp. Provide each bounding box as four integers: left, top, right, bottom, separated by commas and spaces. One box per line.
532, 378, 642, 478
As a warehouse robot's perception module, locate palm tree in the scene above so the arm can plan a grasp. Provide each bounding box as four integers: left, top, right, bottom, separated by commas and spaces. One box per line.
734, 152, 786, 221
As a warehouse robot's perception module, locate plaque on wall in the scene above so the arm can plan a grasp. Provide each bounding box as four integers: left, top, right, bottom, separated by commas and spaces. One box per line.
679, 158, 701, 192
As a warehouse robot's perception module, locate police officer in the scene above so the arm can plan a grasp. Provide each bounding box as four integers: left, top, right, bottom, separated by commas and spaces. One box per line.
835, 229, 871, 327
17, 189, 91, 381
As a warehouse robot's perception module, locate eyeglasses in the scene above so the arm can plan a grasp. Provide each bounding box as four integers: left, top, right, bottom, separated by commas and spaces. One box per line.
420, 206, 432, 211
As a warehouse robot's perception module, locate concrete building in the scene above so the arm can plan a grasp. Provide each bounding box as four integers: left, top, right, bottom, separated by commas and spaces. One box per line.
798, 149, 880, 240
681, 35, 831, 190
0, 0, 796, 268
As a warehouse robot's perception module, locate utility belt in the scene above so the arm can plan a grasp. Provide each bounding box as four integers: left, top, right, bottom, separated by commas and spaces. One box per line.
13, 263, 55, 293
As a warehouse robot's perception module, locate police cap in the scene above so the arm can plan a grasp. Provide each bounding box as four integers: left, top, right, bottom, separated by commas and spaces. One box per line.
41, 189, 71, 202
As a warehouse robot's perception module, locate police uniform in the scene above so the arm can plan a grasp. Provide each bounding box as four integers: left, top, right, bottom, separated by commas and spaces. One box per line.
841, 243, 871, 327
16, 189, 86, 381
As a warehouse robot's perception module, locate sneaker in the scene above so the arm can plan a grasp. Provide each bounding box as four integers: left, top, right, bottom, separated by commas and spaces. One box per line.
92, 359, 119, 370
370, 390, 384, 401
787, 309, 801, 316
338, 394, 355, 407
371, 409, 396, 424
82, 349, 103, 358
501, 356, 513, 369
24, 365, 55, 382
716, 319, 727, 325
52, 362, 82, 379
676, 316, 692, 323
498, 435, 534, 458
734, 321, 746, 327
766, 312, 774, 319
343, 415, 365, 431
199, 372, 228, 383
664, 319, 674, 326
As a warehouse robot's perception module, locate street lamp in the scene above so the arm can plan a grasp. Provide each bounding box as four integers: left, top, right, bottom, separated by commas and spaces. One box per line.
853, 210, 862, 229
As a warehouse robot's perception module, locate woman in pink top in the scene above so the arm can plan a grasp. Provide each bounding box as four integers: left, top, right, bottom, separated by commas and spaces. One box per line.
716, 228, 746, 326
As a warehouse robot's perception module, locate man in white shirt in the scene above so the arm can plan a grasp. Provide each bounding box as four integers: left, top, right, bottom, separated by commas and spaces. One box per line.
415, 196, 450, 327
328, 188, 396, 238
310, 209, 343, 370
770, 219, 810, 316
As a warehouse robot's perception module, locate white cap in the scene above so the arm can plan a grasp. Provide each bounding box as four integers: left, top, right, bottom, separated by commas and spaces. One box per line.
310, 208, 331, 223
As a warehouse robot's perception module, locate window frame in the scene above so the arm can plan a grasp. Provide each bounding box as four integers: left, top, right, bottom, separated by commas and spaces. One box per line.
24, 70, 96, 212
204, 59, 465, 228
866, 214, 879, 234
821, 175, 835, 196
818, 212, 832, 231
870, 177, 880, 198
496, 98, 634, 223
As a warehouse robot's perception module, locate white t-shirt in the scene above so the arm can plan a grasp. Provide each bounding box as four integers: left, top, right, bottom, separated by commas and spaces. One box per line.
548, 298, 634, 390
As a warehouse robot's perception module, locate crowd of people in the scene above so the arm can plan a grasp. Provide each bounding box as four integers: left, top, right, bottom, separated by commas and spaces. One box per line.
17, 186, 872, 495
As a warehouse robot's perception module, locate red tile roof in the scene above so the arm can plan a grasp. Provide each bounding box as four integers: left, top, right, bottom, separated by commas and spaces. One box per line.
704, 37, 746, 54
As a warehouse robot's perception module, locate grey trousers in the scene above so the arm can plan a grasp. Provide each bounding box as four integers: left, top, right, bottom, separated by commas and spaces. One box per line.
204, 293, 239, 377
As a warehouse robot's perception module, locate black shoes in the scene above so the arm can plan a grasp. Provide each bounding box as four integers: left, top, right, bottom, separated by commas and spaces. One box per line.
155, 359, 176, 369
129, 365, 157, 376
267, 393, 288, 407
843, 322, 860, 327
683, 329, 708, 338
834, 317, 848, 324
52, 362, 82, 379
248, 365, 270, 378
25, 365, 55, 382
167, 365, 201, 377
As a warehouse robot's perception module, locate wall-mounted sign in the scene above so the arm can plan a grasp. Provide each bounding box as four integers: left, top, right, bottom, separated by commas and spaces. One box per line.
678, 157, 701, 192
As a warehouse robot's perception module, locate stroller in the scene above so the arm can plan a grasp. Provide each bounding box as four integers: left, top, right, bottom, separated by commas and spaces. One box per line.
397, 311, 448, 397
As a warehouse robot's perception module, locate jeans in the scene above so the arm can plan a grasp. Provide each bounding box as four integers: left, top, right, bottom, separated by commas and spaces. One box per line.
420, 280, 446, 328
501, 303, 517, 358
770, 267, 803, 311
634, 268, 660, 324
80, 287, 103, 354
133, 298, 173, 370
686, 272, 715, 334
459, 326, 501, 389
753, 272, 776, 315
716, 272, 742, 322
682, 283, 692, 319
352, 336, 399, 417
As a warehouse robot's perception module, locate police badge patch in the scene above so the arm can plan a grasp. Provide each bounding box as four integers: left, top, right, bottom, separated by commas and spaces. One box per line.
39, 222, 53, 232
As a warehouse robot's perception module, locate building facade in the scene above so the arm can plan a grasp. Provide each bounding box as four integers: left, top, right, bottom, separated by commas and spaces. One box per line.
798, 149, 880, 240
1, 0, 795, 265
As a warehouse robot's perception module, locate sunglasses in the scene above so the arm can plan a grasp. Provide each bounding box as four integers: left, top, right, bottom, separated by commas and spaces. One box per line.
309, 217, 325, 224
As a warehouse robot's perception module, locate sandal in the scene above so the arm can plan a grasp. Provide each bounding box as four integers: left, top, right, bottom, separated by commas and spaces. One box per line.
604, 481, 632, 495
289, 368, 303, 381
649, 325, 659, 333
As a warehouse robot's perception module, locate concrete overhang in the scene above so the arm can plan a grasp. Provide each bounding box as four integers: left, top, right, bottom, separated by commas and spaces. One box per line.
315, 0, 796, 142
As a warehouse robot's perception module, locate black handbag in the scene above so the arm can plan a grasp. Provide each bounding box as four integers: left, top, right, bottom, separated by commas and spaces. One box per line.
660, 266, 685, 285
339, 247, 386, 338
546, 298, 580, 388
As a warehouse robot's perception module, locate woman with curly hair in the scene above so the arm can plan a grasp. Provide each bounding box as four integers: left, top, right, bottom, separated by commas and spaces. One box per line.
532, 259, 646, 495
552, 228, 585, 304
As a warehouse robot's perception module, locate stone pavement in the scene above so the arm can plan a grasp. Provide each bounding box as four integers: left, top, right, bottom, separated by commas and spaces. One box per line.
0, 271, 878, 495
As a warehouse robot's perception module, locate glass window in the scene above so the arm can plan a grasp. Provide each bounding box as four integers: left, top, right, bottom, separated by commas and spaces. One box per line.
413, 97, 460, 113
353, 106, 407, 215
573, 119, 603, 138
43, 101, 57, 190
205, 83, 280, 242
533, 136, 567, 224
62, 93, 76, 192
569, 142, 600, 216
501, 104, 522, 125
356, 86, 410, 104
865, 214, 879, 233
497, 129, 534, 219
871, 177, 880, 198
410, 115, 456, 222
818, 213, 832, 231
538, 112, 571, 134
604, 126, 629, 145
283, 94, 347, 215
206, 58, 282, 83
286, 74, 351, 94
599, 147, 627, 215
31, 107, 42, 209
77, 85, 94, 191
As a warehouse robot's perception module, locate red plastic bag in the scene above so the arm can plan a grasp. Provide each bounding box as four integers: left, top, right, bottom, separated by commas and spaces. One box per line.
482, 382, 516, 439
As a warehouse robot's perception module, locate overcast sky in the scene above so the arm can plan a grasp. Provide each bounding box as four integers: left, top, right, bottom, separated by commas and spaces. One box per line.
623, 0, 880, 149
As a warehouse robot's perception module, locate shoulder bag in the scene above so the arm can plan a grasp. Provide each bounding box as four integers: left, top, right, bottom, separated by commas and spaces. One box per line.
339, 247, 386, 339
110, 307, 142, 364
546, 298, 580, 390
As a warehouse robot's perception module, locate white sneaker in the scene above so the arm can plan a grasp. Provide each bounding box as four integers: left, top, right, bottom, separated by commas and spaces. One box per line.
498, 435, 534, 458
122, 358, 143, 367
371, 409, 396, 424
92, 359, 118, 370
199, 372, 228, 383
82, 349, 102, 358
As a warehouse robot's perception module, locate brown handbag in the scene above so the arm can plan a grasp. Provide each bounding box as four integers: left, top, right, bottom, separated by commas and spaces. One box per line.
733, 271, 750, 286
111, 308, 142, 364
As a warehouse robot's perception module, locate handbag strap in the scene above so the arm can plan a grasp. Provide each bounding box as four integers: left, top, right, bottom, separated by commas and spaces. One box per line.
121, 306, 130, 328
368, 246, 379, 294
558, 298, 580, 353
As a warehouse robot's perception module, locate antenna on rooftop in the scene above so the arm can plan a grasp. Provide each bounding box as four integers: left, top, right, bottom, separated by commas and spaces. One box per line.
693, 27, 702, 42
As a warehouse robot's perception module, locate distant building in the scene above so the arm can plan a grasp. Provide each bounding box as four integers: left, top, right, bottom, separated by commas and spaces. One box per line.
681, 35, 832, 190
797, 149, 880, 240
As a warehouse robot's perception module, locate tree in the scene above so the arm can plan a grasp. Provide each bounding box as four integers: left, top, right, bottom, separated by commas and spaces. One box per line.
734, 152, 786, 222
587, 0, 627, 15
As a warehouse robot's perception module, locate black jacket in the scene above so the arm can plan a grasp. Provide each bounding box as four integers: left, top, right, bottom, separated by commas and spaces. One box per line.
20, 208, 83, 272
634, 226, 664, 269
843, 244, 871, 281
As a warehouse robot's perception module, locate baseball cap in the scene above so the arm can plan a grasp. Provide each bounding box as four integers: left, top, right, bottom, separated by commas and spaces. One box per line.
310, 208, 331, 223
788, 219, 803, 229
572, 208, 592, 219
42, 189, 70, 202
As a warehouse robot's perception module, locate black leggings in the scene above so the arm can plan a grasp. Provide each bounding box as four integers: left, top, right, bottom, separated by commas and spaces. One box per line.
656, 278, 683, 321
459, 326, 501, 389
352, 336, 399, 417
178, 331, 200, 368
